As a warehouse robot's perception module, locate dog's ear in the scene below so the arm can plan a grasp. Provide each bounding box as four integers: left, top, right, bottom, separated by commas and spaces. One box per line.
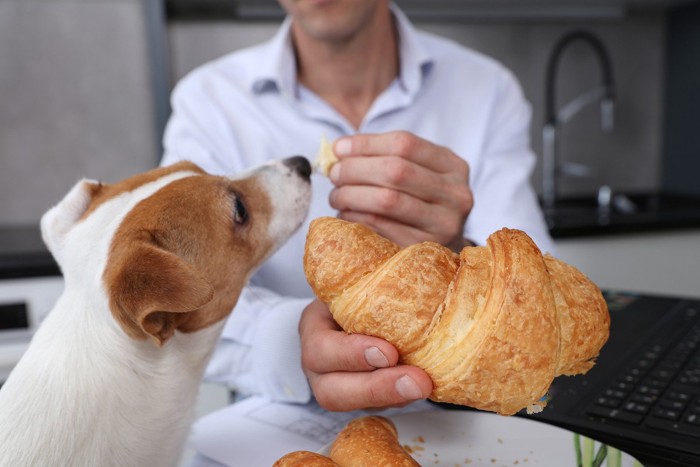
41, 179, 103, 264
105, 241, 214, 346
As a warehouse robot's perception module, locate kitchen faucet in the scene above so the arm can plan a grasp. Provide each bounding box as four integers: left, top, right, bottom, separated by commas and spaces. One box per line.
542, 30, 615, 210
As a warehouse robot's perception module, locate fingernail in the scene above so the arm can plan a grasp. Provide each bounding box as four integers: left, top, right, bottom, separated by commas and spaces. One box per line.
395, 375, 423, 400
364, 346, 389, 368
329, 162, 341, 182
334, 138, 352, 156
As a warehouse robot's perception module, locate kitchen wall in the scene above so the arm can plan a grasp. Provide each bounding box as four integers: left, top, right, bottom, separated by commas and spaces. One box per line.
0, 0, 162, 226
0, 2, 672, 226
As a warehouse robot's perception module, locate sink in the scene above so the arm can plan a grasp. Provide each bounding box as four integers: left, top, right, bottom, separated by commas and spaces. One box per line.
542, 191, 700, 237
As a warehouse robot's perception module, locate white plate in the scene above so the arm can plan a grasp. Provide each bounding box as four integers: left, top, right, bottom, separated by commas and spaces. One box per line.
320, 410, 643, 467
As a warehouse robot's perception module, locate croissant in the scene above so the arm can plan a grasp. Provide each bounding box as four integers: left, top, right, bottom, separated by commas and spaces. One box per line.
273, 451, 340, 466
329, 416, 419, 466
303, 217, 610, 415
273, 416, 418, 466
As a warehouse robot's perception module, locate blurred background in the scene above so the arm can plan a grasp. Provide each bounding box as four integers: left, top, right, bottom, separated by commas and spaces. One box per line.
0, 0, 699, 316
2, 4, 700, 460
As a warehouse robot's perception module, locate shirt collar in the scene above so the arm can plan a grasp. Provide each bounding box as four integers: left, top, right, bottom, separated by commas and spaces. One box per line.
391, 3, 433, 94
250, 3, 434, 98
250, 16, 297, 97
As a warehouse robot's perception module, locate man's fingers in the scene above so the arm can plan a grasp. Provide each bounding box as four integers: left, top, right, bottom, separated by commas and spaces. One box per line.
335, 131, 459, 174
330, 184, 468, 247
330, 184, 436, 228
310, 366, 434, 412
299, 300, 434, 412
336, 210, 433, 247
331, 155, 464, 205
300, 300, 399, 374
329, 133, 472, 216
302, 329, 399, 374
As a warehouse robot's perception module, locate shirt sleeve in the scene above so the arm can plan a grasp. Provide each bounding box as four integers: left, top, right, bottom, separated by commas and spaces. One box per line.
161, 73, 240, 175
465, 68, 556, 256
205, 286, 313, 403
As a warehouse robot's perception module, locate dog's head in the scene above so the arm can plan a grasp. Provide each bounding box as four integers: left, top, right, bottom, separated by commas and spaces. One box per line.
40, 157, 311, 346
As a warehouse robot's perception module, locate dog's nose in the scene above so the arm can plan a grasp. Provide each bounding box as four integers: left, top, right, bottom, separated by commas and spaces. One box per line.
284, 156, 312, 181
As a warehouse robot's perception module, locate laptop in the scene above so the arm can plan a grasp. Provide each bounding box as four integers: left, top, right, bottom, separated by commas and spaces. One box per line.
526, 291, 700, 467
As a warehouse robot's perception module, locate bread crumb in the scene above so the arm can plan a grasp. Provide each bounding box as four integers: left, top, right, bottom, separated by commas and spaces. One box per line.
313, 134, 337, 176
525, 402, 545, 414
403, 444, 425, 454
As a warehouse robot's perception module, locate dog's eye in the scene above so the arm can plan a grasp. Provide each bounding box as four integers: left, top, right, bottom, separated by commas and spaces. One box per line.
234, 196, 249, 225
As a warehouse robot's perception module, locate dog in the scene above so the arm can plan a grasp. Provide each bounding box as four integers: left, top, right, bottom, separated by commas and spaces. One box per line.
0, 157, 312, 466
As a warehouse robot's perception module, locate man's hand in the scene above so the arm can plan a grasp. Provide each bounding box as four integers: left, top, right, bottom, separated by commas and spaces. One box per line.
299, 299, 433, 412
328, 131, 473, 252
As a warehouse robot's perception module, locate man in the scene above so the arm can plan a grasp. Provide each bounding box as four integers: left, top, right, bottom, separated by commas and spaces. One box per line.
161, 0, 554, 412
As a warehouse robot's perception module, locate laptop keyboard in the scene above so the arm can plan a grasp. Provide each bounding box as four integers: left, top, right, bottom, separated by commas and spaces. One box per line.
585, 318, 700, 439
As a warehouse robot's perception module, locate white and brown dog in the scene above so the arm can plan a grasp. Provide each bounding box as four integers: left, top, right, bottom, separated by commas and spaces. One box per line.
0, 157, 311, 466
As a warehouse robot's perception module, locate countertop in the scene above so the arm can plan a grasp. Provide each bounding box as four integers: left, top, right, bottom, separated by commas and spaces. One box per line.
1, 191, 699, 279
0, 226, 59, 279
545, 191, 700, 238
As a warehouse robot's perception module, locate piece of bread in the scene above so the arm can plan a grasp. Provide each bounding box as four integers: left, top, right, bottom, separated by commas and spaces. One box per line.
273, 416, 418, 467
303, 217, 610, 415
313, 135, 338, 177
273, 450, 340, 466
330, 416, 419, 467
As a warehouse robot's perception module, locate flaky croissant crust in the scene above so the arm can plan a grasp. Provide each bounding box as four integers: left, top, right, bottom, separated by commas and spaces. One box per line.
273, 416, 418, 466
304, 217, 610, 415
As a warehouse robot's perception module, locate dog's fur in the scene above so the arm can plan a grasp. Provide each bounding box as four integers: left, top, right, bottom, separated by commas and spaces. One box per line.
0, 158, 311, 466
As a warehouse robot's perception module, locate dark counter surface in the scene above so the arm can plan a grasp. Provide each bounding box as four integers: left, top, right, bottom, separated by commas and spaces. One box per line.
0, 226, 60, 279
1, 192, 699, 279
545, 191, 700, 238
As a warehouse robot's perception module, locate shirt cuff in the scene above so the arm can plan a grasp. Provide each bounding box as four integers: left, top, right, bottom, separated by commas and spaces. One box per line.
250, 297, 313, 403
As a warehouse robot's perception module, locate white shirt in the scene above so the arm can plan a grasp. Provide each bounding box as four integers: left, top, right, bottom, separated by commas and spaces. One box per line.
161, 6, 554, 403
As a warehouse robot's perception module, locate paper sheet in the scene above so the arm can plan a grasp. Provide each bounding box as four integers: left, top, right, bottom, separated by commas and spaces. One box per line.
187, 396, 436, 466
